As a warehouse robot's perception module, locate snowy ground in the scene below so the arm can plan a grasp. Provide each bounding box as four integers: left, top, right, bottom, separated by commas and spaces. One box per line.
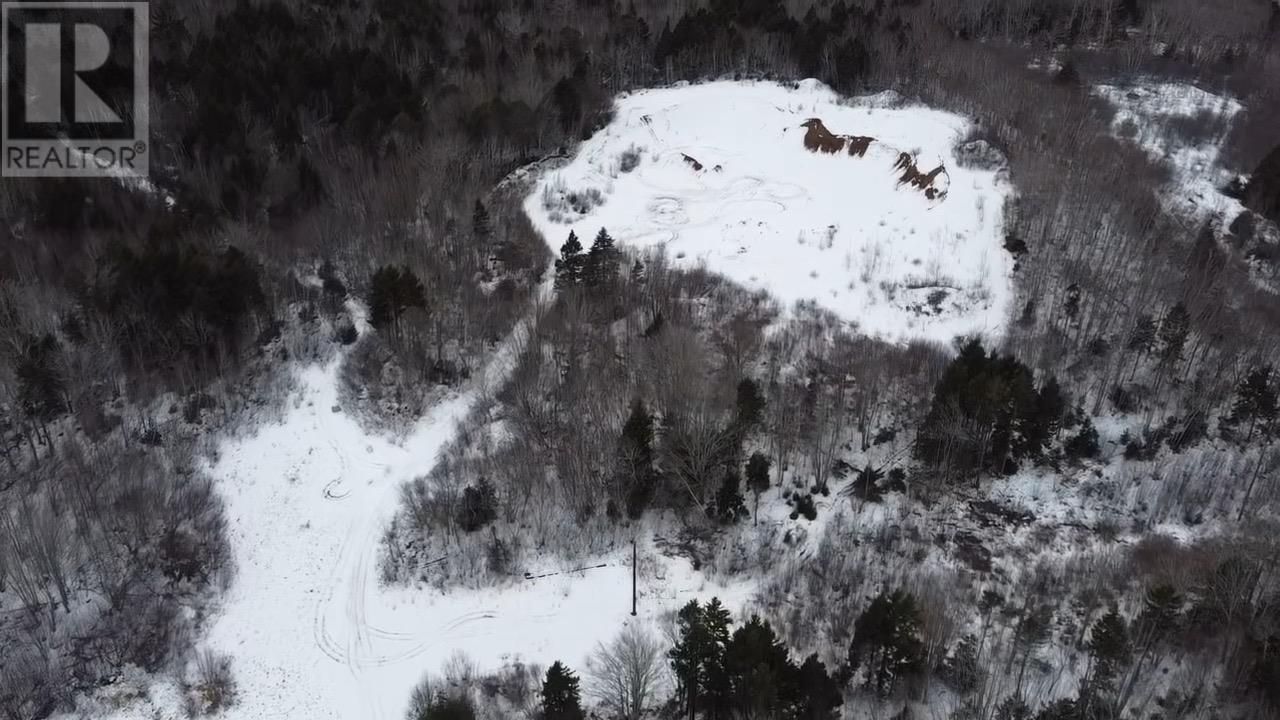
66, 319, 748, 720
65, 80, 1018, 719
524, 79, 1014, 344
1094, 82, 1243, 225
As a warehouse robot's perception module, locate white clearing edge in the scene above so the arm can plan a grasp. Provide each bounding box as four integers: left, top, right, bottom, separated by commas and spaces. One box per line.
524, 79, 1014, 344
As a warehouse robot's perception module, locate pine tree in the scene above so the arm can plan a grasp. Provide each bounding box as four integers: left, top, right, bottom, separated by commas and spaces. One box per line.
541, 661, 585, 720
555, 231, 586, 289
745, 452, 771, 524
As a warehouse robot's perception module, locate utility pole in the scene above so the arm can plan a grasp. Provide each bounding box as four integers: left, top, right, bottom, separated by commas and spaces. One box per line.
631, 538, 638, 616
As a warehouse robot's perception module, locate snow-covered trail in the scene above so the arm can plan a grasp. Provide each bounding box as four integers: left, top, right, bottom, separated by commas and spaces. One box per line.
200, 331, 513, 720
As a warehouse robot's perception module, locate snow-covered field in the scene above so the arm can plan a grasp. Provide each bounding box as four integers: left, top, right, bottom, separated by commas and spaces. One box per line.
67, 322, 748, 720
525, 79, 1014, 343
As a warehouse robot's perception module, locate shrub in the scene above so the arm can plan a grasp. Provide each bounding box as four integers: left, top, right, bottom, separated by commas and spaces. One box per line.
184, 650, 237, 716
458, 479, 498, 532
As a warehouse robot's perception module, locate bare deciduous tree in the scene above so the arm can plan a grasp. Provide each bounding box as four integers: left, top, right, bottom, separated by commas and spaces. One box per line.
587, 624, 666, 720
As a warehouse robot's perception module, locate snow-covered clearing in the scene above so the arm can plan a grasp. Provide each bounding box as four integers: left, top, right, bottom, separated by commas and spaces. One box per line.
1094, 82, 1243, 225
68, 321, 748, 720
525, 79, 1014, 344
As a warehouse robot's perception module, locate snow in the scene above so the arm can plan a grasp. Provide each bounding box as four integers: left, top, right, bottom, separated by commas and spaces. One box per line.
524, 79, 1015, 344
1093, 82, 1243, 225
64, 319, 749, 720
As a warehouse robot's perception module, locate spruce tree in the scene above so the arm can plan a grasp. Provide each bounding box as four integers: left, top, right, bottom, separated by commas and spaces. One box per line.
555, 231, 586, 289
541, 661, 585, 720
620, 398, 657, 518
669, 598, 733, 720
723, 616, 790, 717
745, 452, 771, 524
584, 227, 619, 290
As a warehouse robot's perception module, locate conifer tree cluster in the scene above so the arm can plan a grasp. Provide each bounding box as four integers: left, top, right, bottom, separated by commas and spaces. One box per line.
555, 228, 621, 293
915, 339, 1069, 482
669, 598, 843, 719
846, 590, 925, 695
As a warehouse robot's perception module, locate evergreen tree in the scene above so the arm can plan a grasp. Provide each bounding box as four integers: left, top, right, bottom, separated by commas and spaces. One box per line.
620, 398, 657, 518
793, 653, 843, 720
1064, 417, 1100, 461
1087, 609, 1131, 684
713, 465, 748, 525
369, 265, 427, 337
583, 227, 619, 290
1030, 377, 1067, 450
555, 231, 586, 289
669, 598, 733, 720
915, 339, 1041, 481
1125, 314, 1158, 374
734, 378, 766, 431
541, 661, 585, 720
847, 590, 924, 695
723, 616, 791, 718
745, 452, 771, 524
1231, 366, 1277, 441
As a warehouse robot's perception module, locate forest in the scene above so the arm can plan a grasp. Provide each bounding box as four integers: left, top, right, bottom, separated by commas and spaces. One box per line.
1, 0, 1279, 718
